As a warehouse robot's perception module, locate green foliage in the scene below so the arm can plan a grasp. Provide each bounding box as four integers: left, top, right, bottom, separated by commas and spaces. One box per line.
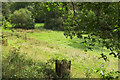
2, 17, 13, 29
84, 67, 94, 78
96, 63, 119, 79
62, 2, 119, 59
31, 2, 45, 23
44, 17, 63, 30
11, 8, 35, 29
10, 2, 31, 12
44, 2, 64, 30
2, 2, 11, 18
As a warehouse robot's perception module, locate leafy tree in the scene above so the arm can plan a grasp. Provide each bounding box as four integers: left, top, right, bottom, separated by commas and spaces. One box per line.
62, 2, 119, 59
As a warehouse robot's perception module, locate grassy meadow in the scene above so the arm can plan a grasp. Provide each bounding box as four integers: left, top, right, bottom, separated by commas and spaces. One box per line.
2, 23, 118, 78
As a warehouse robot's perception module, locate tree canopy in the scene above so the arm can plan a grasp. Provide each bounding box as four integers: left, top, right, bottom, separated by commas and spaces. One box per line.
61, 2, 119, 59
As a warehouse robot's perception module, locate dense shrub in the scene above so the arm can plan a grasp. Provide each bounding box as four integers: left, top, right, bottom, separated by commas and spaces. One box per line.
44, 9, 64, 31
11, 8, 35, 29
35, 14, 45, 23
2, 2, 11, 19
44, 17, 63, 31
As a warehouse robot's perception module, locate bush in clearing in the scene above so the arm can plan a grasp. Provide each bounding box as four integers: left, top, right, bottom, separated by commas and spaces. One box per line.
11, 8, 35, 29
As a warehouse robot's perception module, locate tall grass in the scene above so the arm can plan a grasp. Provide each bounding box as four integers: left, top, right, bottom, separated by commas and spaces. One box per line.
2, 24, 118, 78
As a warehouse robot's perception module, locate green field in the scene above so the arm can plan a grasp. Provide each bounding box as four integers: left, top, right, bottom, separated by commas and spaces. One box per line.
2, 23, 118, 78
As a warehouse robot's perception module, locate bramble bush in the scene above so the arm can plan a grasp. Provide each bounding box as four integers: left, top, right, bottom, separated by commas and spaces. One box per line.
11, 8, 35, 29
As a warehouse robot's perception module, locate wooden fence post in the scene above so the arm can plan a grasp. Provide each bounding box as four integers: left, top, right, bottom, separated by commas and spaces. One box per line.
2, 38, 7, 46
55, 60, 71, 78
2, 35, 8, 46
